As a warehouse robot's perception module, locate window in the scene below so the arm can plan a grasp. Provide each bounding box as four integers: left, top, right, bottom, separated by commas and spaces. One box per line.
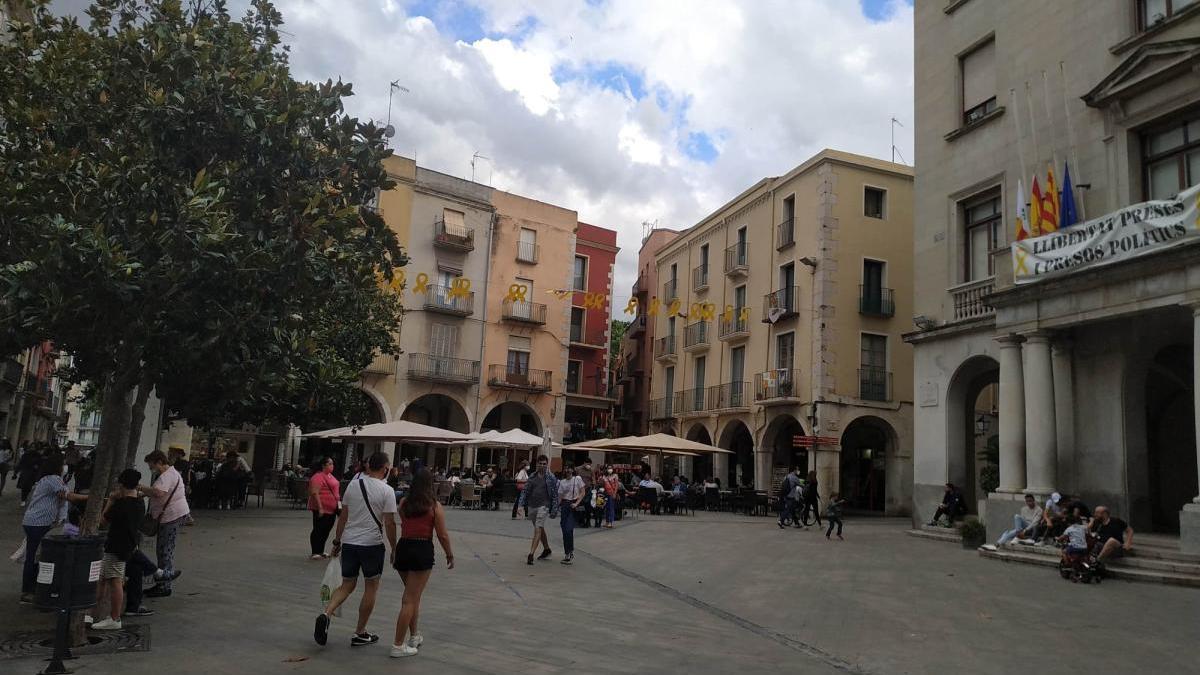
963, 191, 1001, 282
693, 356, 706, 410
861, 259, 888, 315
507, 335, 531, 374
570, 307, 585, 343
860, 333, 889, 401
779, 195, 795, 248
776, 332, 794, 371
779, 262, 796, 311
734, 285, 747, 313
518, 227, 538, 262
442, 208, 467, 237
1143, 113, 1200, 200
667, 316, 676, 336
1139, 0, 1198, 31
567, 360, 582, 394
573, 256, 588, 291
695, 244, 709, 288
429, 323, 458, 357
864, 187, 886, 219
730, 346, 745, 383
960, 38, 997, 126
664, 366, 675, 415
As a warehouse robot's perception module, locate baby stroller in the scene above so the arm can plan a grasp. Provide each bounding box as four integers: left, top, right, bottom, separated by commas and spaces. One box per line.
1058, 535, 1103, 584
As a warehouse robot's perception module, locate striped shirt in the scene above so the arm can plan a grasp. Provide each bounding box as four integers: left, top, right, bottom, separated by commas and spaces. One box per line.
22, 475, 67, 527
558, 475, 585, 503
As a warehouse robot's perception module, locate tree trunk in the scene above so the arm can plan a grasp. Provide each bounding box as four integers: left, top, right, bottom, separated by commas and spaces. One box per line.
123, 375, 155, 470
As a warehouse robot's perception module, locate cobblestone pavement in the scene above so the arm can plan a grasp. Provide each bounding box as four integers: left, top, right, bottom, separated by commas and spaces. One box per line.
0, 493, 1196, 674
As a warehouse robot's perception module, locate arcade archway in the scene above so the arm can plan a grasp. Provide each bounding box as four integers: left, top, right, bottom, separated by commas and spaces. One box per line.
718, 420, 754, 488
401, 394, 470, 471
945, 355, 1000, 511
839, 416, 898, 512
480, 401, 543, 475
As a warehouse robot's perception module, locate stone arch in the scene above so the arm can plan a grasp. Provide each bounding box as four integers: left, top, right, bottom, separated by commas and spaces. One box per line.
359, 384, 392, 422
839, 414, 903, 514
480, 400, 543, 435
718, 418, 755, 488
944, 355, 1000, 510
762, 412, 809, 478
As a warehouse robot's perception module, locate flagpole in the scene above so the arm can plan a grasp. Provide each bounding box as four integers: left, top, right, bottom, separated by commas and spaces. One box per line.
1041, 70, 1061, 175
1060, 61, 1086, 220
1025, 81, 1041, 173
1010, 88, 1029, 191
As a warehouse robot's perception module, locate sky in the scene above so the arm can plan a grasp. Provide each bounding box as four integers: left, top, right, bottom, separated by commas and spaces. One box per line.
51, 0, 915, 317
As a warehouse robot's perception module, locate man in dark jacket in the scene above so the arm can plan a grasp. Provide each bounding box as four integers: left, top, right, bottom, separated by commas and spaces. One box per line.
927, 483, 966, 526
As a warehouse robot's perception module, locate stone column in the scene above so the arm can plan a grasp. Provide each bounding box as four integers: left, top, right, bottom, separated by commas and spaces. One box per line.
1051, 338, 1075, 494
996, 334, 1027, 492
1022, 331, 1058, 494
1182, 307, 1200, 553
713, 452, 729, 484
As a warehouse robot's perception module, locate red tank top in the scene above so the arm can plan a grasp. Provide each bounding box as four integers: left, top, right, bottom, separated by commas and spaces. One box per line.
401, 506, 434, 539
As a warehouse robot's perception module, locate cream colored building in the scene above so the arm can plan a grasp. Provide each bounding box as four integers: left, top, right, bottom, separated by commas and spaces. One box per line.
649, 149, 914, 514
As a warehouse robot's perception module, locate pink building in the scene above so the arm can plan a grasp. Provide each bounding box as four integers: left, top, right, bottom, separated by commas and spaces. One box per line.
563, 222, 619, 454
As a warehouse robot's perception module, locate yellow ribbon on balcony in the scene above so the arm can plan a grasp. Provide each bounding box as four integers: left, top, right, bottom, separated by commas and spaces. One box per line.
624, 298, 638, 315
669, 298, 684, 318
447, 277, 471, 300
722, 304, 733, 323
505, 284, 528, 302
584, 292, 605, 310
739, 307, 750, 323
413, 272, 430, 294
648, 297, 660, 317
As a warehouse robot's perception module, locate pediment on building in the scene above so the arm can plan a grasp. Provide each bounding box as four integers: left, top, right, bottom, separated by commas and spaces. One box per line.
1083, 38, 1200, 108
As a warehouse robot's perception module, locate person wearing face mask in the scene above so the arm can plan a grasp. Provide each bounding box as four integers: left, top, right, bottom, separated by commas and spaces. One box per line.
601, 466, 621, 529
557, 466, 585, 564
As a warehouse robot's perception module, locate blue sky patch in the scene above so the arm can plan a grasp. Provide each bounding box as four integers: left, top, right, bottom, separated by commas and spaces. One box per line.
682, 131, 719, 164
860, 0, 913, 22
553, 61, 646, 100
407, 0, 486, 42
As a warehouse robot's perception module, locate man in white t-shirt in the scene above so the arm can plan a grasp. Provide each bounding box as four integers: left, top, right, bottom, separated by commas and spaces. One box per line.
314, 452, 397, 649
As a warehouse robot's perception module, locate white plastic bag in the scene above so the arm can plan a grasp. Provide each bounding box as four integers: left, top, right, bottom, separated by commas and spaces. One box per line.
319, 557, 342, 617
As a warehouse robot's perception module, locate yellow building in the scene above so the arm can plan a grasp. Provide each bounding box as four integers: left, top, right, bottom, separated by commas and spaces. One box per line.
649, 149, 915, 514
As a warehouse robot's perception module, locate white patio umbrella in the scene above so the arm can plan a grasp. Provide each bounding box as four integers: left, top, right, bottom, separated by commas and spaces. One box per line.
585, 433, 734, 455
312, 419, 473, 443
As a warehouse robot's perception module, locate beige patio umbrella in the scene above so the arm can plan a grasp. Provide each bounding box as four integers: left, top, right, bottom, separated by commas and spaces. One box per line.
315, 419, 473, 443
300, 425, 358, 439
590, 433, 734, 455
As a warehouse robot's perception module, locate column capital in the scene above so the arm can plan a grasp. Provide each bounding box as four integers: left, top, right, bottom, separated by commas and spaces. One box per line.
995, 333, 1025, 347
1183, 301, 1200, 317
1021, 330, 1055, 344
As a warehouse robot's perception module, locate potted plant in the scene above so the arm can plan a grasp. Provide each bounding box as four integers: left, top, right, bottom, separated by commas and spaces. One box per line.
958, 519, 987, 549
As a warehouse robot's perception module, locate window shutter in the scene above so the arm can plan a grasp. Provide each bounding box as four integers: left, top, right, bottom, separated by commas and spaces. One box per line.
961, 41, 995, 112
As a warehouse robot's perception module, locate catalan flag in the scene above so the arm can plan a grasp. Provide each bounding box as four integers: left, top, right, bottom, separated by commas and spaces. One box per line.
1041, 165, 1060, 233
1014, 178, 1030, 241
1030, 176, 1044, 237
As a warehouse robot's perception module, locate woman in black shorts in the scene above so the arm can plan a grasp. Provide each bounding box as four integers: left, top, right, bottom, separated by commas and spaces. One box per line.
390, 468, 454, 658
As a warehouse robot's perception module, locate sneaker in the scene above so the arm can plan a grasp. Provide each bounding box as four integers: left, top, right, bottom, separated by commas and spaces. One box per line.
526, 554, 534, 566
144, 586, 172, 598
84, 614, 94, 625
18, 593, 33, 605
350, 632, 379, 647
406, 633, 423, 649
981, 544, 998, 551
125, 606, 155, 617
309, 554, 325, 561
561, 555, 573, 565
154, 569, 182, 582
390, 644, 419, 658
314, 613, 330, 646
91, 618, 122, 631
837, 535, 844, 540
537, 548, 552, 561
777, 522, 785, 529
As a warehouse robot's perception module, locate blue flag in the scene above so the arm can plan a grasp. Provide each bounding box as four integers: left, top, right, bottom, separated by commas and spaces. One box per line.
1060, 161, 1078, 228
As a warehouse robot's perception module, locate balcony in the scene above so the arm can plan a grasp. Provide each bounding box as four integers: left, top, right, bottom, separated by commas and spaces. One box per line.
707, 381, 750, 411
692, 264, 709, 292
487, 364, 552, 392
777, 218, 795, 249
663, 279, 678, 302
517, 241, 540, 263
502, 299, 547, 324
408, 353, 480, 384
724, 242, 749, 276
649, 397, 675, 420
950, 277, 995, 322
434, 218, 474, 252
762, 286, 799, 322
754, 368, 799, 404
718, 312, 749, 341
628, 314, 647, 336
569, 324, 605, 349
673, 388, 708, 415
654, 335, 677, 362
859, 367, 892, 402
424, 284, 474, 316
362, 352, 398, 376
859, 286, 895, 318
0, 358, 22, 387
683, 322, 710, 351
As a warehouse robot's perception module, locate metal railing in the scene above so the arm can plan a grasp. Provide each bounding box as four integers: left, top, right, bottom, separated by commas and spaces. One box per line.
673, 388, 708, 415
407, 353, 479, 384
654, 335, 677, 360
434, 217, 475, 251
663, 278, 678, 302
649, 397, 674, 420
683, 322, 709, 349
754, 368, 797, 401
502, 299, 547, 324
487, 364, 552, 391
724, 241, 748, 274
708, 381, 749, 410
718, 312, 749, 339
762, 286, 798, 321
777, 218, 795, 249
628, 315, 647, 335
951, 277, 995, 321
859, 286, 895, 318
517, 241, 540, 263
692, 264, 709, 290
424, 284, 474, 315
858, 367, 892, 402
363, 352, 398, 376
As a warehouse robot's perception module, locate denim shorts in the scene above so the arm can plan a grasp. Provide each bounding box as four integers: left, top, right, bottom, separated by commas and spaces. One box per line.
340, 543, 385, 580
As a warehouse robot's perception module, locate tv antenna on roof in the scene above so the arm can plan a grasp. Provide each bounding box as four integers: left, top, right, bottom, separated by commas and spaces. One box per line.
384, 80, 410, 142
891, 116, 907, 165
471, 152, 492, 184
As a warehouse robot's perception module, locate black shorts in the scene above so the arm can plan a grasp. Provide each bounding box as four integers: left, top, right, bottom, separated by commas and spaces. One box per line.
340, 543, 385, 579
393, 538, 435, 572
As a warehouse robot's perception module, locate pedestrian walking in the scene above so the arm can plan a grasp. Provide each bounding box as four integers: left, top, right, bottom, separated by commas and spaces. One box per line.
314, 452, 397, 649
19, 454, 87, 604
89, 469, 144, 630
308, 457, 341, 560
510, 461, 529, 519
0, 438, 13, 497
802, 471, 823, 528
825, 493, 846, 540
138, 450, 190, 598
777, 466, 800, 529
518, 455, 559, 564
576, 458, 595, 528
601, 466, 620, 528
390, 468, 454, 658
558, 466, 585, 564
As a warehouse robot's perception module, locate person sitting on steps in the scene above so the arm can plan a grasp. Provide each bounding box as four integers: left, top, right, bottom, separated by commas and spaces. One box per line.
927, 483, 965, 527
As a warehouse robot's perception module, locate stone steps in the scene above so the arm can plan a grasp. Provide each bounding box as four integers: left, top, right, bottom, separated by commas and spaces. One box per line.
993, 542, 1200, 574
905, 524, 962, 544
978, 546, 1200, 588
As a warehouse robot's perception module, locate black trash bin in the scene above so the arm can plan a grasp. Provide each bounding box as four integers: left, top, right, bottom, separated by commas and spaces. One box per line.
34, 535, 104, 611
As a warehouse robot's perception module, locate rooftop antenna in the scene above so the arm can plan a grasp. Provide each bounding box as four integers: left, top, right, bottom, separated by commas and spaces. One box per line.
471, 152, 492, 184
891, 116, 907, 165
385, 80, 410, 144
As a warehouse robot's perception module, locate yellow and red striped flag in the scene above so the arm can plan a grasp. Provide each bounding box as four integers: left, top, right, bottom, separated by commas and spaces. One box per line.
1041, 165, 1060, 233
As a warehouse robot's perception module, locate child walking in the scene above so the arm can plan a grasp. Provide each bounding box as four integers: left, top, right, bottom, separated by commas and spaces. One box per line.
91, 469, 145, 630
825, 492, 846, 540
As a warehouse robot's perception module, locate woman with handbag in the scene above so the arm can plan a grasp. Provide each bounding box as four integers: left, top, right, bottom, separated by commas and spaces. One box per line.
137, 450, 189, 598
308, 457, 341, 560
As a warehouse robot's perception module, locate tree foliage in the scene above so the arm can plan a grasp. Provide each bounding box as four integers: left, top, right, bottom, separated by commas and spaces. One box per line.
0, 0, 405, 527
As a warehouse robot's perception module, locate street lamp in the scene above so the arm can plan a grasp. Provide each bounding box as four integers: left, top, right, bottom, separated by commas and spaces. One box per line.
975, 414, 990, 437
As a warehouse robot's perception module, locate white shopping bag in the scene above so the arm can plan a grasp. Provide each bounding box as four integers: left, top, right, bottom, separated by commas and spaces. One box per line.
9, 540, 25, 564
319, 557, 342, 617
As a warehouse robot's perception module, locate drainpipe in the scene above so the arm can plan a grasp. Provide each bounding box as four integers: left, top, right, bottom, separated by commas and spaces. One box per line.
473, 210, 497, 440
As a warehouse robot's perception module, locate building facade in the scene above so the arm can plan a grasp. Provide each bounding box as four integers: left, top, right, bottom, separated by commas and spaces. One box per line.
564, 222, 619, 451
649, 149, 915, 514
615, 227, 680, 437
2, 344, 70, 447
909, 0, 1200, 550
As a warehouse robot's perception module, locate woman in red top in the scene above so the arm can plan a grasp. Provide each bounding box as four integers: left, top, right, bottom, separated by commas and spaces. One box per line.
390, 468, 454, 658
602, 466, 621, 528
308, 458, 341, 560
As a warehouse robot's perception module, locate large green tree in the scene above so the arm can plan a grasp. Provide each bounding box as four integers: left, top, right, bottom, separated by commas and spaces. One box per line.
0, 0, 405, 530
